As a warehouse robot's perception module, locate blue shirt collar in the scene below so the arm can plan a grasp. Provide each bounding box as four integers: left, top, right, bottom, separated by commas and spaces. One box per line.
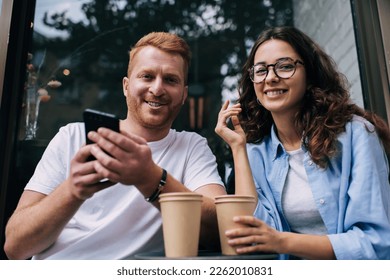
269, 124, 308, 160
270, 125, 284, 161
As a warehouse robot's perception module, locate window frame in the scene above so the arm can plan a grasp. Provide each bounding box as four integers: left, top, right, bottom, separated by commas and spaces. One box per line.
0, 0, 36, 259
351, 0, 390, 125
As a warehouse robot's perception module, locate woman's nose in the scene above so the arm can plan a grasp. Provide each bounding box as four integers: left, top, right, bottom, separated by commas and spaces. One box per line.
265, 66, 279, 83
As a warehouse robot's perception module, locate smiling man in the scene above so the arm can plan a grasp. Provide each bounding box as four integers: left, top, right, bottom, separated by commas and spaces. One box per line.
4, 32, 226, 260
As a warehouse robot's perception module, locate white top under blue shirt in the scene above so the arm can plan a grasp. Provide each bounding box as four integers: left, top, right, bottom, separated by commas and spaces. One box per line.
248, 115, 390, 259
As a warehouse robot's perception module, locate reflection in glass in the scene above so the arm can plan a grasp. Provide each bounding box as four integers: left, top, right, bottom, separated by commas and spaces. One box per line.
21, 0, 293, 179
24, 52, 62, 139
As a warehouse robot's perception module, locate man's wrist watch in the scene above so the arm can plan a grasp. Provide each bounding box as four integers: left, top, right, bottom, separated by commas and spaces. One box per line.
145, 168, 167, 203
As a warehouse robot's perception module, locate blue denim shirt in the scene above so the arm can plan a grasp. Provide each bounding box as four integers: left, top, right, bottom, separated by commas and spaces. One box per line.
249, 116, 390, 259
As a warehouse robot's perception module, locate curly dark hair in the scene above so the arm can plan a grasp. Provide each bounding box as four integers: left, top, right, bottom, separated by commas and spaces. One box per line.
238, 26, 390, 168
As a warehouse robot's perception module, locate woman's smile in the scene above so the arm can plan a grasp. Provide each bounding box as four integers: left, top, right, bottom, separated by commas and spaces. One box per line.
264, 89, 288, 97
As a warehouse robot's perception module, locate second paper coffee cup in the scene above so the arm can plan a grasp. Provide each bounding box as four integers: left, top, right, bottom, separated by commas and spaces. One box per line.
215, 195, 256, 255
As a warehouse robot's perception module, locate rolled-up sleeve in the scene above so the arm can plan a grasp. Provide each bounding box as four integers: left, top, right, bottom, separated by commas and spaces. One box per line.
327, 118, 390, 259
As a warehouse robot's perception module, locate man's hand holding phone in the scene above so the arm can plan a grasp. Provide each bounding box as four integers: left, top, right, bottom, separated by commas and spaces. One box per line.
83, 109, 120, 161
83, 109, 120, 184
83, 109, 156, 190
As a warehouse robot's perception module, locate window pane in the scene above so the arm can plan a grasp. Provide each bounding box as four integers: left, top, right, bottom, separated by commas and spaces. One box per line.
18, 0, 293, 184
22, 0, 293, 141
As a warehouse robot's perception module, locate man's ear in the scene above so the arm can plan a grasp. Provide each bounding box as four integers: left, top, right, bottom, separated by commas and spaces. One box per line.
123, 77, 129, 96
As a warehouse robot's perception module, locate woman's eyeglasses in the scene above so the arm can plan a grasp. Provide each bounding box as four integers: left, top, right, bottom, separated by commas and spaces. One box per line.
249, 58, 304, 84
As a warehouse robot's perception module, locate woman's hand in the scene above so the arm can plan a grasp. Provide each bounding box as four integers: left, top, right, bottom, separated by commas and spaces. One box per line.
226, 215, 336, 259
215, 100, 258, 199
215, 100, 246, 149
225, 215, 283, 255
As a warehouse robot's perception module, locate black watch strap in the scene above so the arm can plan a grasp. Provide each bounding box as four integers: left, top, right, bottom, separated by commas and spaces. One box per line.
145, 168, 167, 203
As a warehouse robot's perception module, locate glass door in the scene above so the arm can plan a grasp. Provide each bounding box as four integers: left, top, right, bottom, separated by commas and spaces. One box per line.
0, 0, 293, 259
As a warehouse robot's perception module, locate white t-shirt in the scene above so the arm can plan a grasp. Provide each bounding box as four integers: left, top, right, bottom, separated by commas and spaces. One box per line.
282, 148, 327, 235
25, 123, 224, 259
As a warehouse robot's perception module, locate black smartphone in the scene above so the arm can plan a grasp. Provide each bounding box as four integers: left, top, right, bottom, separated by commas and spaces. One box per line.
83, 109, 120, 160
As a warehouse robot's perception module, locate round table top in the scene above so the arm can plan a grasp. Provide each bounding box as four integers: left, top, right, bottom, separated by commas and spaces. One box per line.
134, 250, 278, 260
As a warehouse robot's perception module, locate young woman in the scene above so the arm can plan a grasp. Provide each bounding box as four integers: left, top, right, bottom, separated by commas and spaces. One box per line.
215, 26, 390, 260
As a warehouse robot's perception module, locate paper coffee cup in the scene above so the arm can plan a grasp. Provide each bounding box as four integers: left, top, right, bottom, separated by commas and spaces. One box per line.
215, 195, 256, 255
159, 192, 203, 258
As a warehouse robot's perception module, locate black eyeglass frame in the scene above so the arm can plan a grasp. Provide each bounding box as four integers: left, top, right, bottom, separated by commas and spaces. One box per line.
248, 58, 304, 84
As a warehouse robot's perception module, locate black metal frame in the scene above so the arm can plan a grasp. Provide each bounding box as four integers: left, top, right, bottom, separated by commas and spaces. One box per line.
0, 0, 36, 259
